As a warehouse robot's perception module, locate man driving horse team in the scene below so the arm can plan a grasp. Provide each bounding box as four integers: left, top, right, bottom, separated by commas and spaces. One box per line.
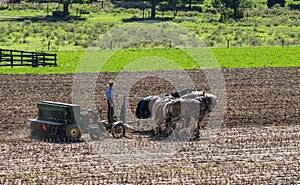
106, 80, 115, 125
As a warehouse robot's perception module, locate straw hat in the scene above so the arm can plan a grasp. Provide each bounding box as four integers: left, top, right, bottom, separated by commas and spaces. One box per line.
108, 80, 114, 85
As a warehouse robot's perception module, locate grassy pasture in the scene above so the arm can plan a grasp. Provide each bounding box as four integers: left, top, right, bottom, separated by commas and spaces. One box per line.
0, 46, 299, 74
0, 2, 299, 51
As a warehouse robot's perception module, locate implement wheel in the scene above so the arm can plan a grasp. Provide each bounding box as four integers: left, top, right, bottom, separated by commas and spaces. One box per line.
111, 123, 125, 139
66, 124, 81, 141
31, 122, 46, 139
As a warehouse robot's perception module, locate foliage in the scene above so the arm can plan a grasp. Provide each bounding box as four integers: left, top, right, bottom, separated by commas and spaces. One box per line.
119, 0, 205, 18
0, 3, 299, 49
212, 0, 252, 21
267, 0, 286, 8
23, 0, 97, 17
288, 3, 300, 10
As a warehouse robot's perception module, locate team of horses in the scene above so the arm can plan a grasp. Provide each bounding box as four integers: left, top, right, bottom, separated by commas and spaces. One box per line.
136, 89, 217, 140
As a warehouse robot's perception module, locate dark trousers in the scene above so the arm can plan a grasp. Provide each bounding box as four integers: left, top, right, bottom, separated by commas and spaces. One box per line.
107, 100, 114, 124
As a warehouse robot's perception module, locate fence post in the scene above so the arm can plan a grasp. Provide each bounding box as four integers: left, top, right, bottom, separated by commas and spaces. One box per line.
36, 53, 39, 67
54, 54, 57, 66
21, 51, 23, 66
32, 53, 38, 67
282, 39, 285, 47
10, 50, 13, 68
31, 53, 34, 67
43, 54, 46, 67
227, 40, 230, 48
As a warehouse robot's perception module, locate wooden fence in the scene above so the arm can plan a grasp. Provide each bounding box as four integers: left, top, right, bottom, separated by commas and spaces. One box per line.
0, 49, 57, 68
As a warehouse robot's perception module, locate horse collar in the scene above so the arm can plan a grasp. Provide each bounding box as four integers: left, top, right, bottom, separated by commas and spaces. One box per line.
201, 95, 209, 112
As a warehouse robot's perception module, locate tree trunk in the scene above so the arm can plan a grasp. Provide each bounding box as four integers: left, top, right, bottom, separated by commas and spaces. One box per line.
233, 0, 237, 20
63, 2, 69, 17
189, 0, 192, 11
151, 0, 157, 19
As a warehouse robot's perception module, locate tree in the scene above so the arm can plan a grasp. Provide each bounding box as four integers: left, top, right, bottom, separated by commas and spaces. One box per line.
180, 0, 204, 11
63, 0, 69, 16
60, 0, 95, 17
150, 0, 159, 18
149, 0, 204, 18
140, 0, 161, 19
118, 0, 203, 19
212, 0, 251, 21
25, 0, 94, 17
114, 0, 159, 18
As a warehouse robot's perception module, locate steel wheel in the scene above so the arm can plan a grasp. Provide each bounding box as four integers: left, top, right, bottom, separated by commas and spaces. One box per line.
111, 123, 125, 139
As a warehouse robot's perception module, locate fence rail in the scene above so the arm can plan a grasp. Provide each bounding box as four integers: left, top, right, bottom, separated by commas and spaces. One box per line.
0, 49, 57, 68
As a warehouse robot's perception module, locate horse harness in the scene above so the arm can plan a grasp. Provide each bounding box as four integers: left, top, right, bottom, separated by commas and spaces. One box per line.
199, 94, 209, 112
165, 94, 209, 123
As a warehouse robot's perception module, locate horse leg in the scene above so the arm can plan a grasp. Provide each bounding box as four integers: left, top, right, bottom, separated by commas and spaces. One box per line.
157, 115, 167, 135
194, 115, 205, 140
183, 117, 191, 130
195, 120, 201, 140
152, 116, 160, 135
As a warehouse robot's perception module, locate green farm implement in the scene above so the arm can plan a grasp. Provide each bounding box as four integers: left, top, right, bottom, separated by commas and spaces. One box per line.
30, 101, 126, 141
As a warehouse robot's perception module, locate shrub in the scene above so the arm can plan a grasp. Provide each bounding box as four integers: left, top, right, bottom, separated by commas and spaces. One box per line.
23, 31, 30, 37
288, 3, 300, 11
0, 5, 8, 10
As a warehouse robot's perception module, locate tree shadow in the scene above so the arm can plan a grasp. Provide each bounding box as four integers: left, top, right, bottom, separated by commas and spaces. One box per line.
0, 15, 86, 22
122, 17, 174, 23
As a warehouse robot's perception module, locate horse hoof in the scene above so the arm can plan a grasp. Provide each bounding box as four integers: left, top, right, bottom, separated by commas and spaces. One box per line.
191, 137, 200, 141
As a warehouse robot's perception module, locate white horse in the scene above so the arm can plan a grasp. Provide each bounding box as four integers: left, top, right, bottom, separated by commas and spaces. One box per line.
136, 88, 197, 120
160, 93, 217, 139
151, 97, 173, 134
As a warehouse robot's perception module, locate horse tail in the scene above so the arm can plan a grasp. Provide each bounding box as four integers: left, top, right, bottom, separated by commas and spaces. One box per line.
135, 100, 143, 119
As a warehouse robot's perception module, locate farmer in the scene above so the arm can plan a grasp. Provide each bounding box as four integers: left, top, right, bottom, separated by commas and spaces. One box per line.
106, 80, 115, 125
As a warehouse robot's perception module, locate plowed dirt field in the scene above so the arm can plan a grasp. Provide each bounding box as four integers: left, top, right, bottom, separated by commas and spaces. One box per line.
0, 67, 299, 184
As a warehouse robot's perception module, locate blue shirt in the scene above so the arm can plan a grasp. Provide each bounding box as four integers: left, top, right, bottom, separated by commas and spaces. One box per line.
106, 87, 113, 100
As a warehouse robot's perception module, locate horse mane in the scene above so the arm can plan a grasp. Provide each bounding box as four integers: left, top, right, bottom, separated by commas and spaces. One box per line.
168, 88, 196, 98
181, 91, 204, 99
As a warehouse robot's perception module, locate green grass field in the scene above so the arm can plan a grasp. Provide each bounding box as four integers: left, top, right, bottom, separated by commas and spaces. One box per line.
0, 46, 299, 74
213, 46, 300, 68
